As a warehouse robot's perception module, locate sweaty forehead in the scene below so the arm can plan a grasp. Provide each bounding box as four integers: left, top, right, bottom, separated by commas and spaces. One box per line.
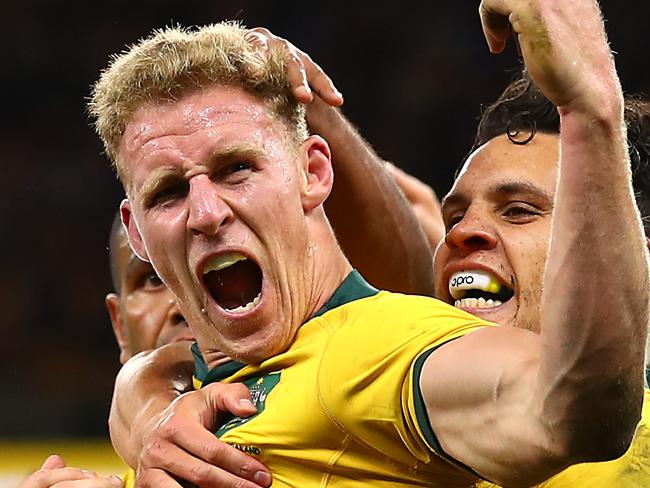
123, 86, 276, 150
118, 85, 285, 187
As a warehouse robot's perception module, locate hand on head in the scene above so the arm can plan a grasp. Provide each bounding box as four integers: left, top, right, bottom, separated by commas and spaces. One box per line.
245, 27, 344, 107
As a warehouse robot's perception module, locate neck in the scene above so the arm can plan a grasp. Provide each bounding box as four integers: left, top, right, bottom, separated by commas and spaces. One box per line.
303, 209, 354, 320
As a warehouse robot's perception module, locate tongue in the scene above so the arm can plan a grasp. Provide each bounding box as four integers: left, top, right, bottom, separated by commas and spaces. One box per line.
204, 259, 262, 310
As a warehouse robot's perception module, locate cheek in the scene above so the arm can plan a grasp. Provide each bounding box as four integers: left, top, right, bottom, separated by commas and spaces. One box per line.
510, 236, 550, 302
123, 294, 165, 342
142, 212, 187, 276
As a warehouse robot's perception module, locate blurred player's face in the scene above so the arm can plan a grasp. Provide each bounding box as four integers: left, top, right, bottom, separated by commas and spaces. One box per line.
118, 85, 331, 364
434, 133, 559, 332
106, 230, 193, 364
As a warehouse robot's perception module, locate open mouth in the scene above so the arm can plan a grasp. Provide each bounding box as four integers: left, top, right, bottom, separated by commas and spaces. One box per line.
202, 252, 263, 314
448, 270, 514, 309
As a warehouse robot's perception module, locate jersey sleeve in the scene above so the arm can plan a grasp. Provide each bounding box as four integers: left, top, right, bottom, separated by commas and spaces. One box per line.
317, 291, 493, 469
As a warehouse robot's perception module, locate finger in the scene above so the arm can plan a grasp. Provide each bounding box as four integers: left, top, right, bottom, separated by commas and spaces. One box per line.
247, 27, 337, 106
245, 27, 310, 101
205, 382, 258, 418
478, 1, 513, 53
51, 475, 123, 487
41, 454, 66, 470
287, 48, 313, 104
296, 50, 343, 107
18, 468, 94, 488
145, 418, 270, 487
141, 443, 269, 488
243, 30, 269, 52
247, 28, 312, 103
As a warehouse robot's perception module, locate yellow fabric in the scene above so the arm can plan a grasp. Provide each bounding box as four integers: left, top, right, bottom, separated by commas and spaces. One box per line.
122, 468, 135, 488
477, 389, 650, 488
205, 291, 492, 487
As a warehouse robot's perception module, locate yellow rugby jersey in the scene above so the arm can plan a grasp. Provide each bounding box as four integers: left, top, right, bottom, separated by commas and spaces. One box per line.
193, 271, 493, 487
477, 389, 650, 488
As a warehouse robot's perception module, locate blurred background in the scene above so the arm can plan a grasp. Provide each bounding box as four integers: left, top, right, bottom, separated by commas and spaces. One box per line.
0, 0, 648, 479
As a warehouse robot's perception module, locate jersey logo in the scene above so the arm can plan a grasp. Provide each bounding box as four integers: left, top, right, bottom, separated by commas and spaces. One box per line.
216, 372, 281, 437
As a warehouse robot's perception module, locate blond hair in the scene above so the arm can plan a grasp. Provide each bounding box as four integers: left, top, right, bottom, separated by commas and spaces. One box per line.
89, 21, 308, 178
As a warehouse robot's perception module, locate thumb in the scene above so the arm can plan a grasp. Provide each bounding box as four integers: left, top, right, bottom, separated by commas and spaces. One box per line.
207, 382, 258, 417
41, 454, 65, 470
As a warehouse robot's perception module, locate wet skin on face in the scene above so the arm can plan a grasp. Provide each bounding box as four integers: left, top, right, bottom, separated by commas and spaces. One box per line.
119, 85, 329, 364
434, 133, 559, 332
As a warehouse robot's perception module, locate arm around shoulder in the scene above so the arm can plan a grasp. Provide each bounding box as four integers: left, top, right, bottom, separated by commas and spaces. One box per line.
109, 341, 194, 467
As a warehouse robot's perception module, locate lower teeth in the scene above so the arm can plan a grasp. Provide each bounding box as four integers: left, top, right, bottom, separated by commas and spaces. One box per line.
454, 297, 502, 309
226, 293, 261, 313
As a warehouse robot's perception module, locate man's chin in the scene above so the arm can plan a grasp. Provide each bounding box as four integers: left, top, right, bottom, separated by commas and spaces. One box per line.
454, 301, 517, 327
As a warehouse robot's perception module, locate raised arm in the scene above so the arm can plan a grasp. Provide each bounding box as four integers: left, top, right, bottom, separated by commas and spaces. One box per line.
385, 163, 445, 251
312, 97, 435, 295
249, 28, 435, 296
421, 0, 648, 485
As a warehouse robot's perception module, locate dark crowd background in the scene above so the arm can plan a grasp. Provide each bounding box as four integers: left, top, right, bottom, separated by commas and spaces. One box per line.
1, 1, 648, 439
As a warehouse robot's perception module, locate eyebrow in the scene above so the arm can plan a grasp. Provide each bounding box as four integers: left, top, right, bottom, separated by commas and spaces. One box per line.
442, 180, 553, 209
138, 143, 268, 203
491, 181, 553, 202
139, 167, 180, 204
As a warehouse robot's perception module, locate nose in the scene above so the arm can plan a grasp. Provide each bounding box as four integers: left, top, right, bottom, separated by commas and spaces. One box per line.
444, 209, 497, 255
187, 175, 233, 236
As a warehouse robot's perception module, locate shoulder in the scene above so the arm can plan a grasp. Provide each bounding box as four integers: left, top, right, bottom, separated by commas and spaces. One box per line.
317, 290, 492, 418
320, 290, 491, 346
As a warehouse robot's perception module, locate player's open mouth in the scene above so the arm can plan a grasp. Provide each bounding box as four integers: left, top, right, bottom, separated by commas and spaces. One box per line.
448, 270, 514, 309
202, 252, 263, 314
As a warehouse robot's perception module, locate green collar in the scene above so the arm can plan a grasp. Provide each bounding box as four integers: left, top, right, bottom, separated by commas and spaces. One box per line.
193, 270, 378, 385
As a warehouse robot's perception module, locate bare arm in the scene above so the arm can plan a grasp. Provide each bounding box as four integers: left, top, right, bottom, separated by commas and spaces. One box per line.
109, 342, 271, 487
311, 97, 435, 295
248, 27, 435, 295
421, 1, 648, 485
109, 342, 195, 467
385, 163, 445, 251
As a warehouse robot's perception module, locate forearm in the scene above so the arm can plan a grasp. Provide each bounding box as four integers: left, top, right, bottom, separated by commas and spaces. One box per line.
109, 342, 195, 467
539, 102, 649, 455
312, 97, 435, 295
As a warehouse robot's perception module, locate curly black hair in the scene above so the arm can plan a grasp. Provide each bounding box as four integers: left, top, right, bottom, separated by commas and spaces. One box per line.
466, 71, 650, 235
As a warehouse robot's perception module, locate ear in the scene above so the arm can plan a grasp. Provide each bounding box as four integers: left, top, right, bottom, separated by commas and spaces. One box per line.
297, 135, 333, 211
105, 293, 133, 364
646, 236, 650, 252
120, 199, 149, 262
